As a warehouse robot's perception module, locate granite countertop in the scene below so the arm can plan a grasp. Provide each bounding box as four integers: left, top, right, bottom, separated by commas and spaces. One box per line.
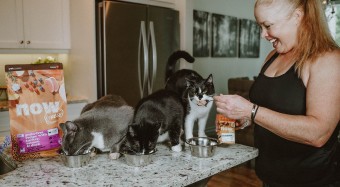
0, 144, 258, 187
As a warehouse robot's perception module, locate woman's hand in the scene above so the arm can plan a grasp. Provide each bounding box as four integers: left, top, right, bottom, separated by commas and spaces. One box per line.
214, 94, 253, 120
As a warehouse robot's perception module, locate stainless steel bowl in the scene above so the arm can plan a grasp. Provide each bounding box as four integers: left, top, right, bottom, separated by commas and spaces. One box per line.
59, 149, 92, 168
121, 149, 156, 167
186, 137, 219, 158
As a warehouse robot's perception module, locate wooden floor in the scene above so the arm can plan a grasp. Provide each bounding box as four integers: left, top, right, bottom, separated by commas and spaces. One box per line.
207, 163, 262, 187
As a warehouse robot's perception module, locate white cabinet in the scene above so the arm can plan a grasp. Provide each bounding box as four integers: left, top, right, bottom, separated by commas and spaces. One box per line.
0, 0, 70, 49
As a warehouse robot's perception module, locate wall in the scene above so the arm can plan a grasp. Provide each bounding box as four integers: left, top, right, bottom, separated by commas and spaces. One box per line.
179, 0, 273, 135
65, 0, 97, 102
183, 0, 272, 93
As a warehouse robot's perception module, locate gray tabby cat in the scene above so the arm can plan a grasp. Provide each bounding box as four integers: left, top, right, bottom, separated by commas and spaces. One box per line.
59, 95, 134, 159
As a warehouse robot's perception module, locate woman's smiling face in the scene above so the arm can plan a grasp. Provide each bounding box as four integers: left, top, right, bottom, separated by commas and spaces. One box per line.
254, 1, 302, 54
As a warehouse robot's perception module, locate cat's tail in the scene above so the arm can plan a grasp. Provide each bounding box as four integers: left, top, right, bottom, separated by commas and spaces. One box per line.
165, 50, 195, 81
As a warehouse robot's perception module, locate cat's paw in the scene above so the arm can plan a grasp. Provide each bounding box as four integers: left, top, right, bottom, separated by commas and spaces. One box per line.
185, 135, 193, 146
90, 151, 97, 157
109, 152, 120, 160
179, 139, 185, 145
171, 144, 182, 152
89, 149, 97, 157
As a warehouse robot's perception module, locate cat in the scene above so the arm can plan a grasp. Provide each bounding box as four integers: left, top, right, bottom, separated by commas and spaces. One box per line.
59, 94, 134, 159
123, 89, 185, 154
165, 50, 215, 141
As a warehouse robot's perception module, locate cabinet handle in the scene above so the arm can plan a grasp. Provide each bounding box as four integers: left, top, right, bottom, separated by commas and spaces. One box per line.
26, 41, 31, 44
19, 40, 24, 44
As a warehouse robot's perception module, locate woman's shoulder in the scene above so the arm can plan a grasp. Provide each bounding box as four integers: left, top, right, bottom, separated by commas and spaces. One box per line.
302, 49, 340, 84
314, 49, 340, 67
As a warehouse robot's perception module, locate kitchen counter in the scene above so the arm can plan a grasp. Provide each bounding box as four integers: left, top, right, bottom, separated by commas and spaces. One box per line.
0, 144, 258, 187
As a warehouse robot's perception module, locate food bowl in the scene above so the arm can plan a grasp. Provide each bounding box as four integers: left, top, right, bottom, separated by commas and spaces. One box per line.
186, 137, 219, 158
59, 149, 93, 168
121, 149, 156, 167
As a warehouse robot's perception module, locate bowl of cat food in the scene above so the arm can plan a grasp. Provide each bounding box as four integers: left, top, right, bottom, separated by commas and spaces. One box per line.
59, 148, 93, 168
186, 137, 219, 158
121, 149, 157, 167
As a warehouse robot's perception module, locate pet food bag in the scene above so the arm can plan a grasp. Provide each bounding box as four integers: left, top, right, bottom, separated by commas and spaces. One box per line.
216, 114, 235, 144
5, 63, 67, 161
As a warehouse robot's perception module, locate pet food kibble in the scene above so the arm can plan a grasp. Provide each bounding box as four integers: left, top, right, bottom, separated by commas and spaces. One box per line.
39, 86, 45, 92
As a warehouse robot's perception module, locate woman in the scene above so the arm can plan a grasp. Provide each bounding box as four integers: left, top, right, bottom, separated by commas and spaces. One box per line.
214, 0, 340, 186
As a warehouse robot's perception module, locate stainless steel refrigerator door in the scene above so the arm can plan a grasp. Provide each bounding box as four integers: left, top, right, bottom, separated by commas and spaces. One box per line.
147, 6, 180, 94
98, 1, 148, 107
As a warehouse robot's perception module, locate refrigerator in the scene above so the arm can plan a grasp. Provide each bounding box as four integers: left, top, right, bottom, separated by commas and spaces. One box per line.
96, 0, 180, 107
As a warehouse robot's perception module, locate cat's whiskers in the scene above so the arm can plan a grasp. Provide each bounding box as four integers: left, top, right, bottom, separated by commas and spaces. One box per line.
122, 143, 138, 154
74, 142, 92, 155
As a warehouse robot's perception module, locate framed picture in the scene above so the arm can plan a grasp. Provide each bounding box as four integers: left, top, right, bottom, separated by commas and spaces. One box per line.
211, 13, 238, 57
238, 19, 260, 58
193, 10, 210, 57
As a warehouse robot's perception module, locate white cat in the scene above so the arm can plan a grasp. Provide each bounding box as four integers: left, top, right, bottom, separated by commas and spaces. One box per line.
183, 76, 214, 140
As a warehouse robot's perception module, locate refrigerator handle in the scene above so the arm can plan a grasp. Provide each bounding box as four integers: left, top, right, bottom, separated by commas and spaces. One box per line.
99, 2, 107, 96
97, 2, 107, 98
148, 21, 157, 94
138, 21, 149, 98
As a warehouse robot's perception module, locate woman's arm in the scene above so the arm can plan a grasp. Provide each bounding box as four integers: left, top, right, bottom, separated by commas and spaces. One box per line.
215, 50, 340, 147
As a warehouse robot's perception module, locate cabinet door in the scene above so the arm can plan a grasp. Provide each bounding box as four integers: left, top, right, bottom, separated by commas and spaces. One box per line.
0, 0, 24, 48
22, 0, 70, 49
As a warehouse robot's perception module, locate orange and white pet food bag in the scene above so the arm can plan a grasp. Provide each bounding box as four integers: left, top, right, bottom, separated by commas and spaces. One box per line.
215, 114, 235, 144
5, 63, 67, 161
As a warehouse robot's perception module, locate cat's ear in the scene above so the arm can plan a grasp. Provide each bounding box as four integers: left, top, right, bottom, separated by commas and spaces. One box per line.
60, 121, 77, 144
65, 121, 78, 133
153, 122, 161, 129
206, 74, 213, 83
128, 123, 138, 136
185, 78, 194, 87
59, 122, 67, 134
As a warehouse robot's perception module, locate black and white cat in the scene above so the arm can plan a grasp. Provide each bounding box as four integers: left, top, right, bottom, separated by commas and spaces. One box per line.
59, 95, 134, 159
124, 89, 185, 154
165, 50, 215, 140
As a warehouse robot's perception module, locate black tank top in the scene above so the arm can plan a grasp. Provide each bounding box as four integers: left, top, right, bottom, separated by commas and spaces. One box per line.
249, 53, 340, 187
